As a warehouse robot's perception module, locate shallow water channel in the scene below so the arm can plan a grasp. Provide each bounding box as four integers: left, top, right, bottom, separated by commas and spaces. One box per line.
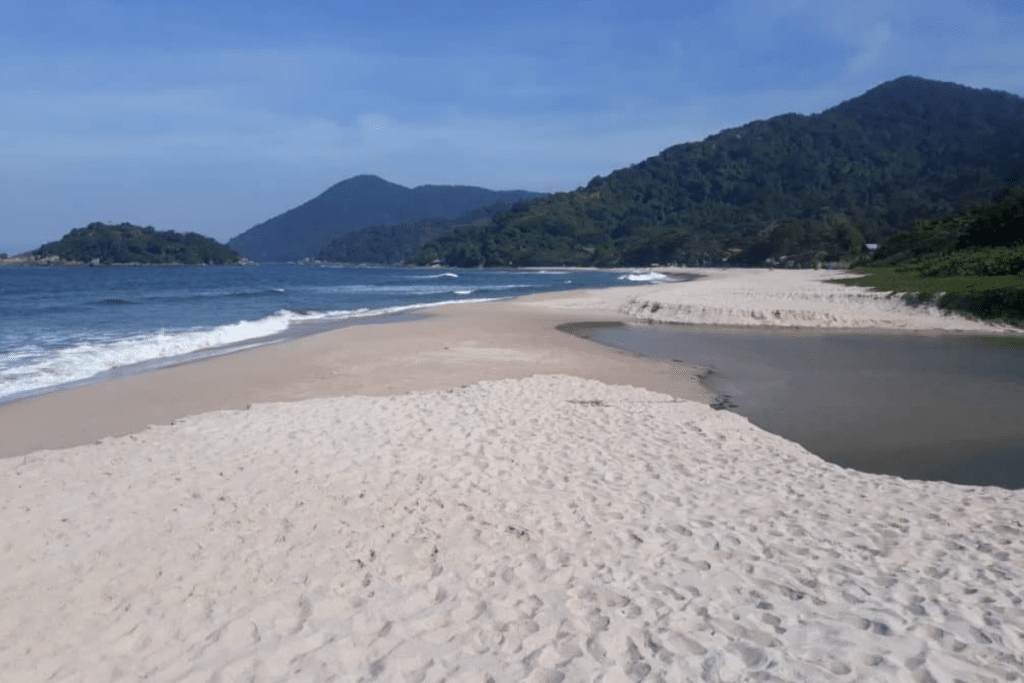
575, 323, 1024, 490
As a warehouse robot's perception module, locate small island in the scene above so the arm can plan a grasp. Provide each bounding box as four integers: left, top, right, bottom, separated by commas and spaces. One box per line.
20, 222, 241, 266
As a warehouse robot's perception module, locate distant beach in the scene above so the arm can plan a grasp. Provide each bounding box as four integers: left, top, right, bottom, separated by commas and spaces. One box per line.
2, 268, 1022, 682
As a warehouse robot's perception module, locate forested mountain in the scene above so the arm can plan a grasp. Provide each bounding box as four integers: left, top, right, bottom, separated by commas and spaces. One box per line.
227, 175, 544, 262
409, 76, 1024, 268
315, 202, 515, 264
34, 223, 240, 265
871, 186, 1024, 268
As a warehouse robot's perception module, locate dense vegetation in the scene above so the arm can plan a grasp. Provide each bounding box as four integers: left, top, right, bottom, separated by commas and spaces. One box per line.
316, 202, 515, 264
409, 76, 1024, 268
34, 222, 240, 265
837, 187, 1024, 324
227, 175, 544, 262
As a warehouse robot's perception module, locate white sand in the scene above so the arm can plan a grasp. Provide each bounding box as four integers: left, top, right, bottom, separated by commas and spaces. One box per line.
3, 377, 1023, 681
535, 268, 1024, 333
3, 270, 1024, 682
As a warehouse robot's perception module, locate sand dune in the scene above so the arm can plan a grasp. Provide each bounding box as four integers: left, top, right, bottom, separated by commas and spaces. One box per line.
3, 376, 1023, 681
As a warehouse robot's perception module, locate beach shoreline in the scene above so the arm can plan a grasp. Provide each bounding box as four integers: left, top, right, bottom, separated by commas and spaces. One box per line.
3, 268, 1023, 682
0, 286, 713, 460
4, 267, 1020, 460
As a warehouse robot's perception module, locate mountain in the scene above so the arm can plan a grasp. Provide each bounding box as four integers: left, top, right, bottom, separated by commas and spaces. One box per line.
409, 76, 1024, 268
315, 202, 516, 264
227, 175, 544, 262
34, 223, 240, 265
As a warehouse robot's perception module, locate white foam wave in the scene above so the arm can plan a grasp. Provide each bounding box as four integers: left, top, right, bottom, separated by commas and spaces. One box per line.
618, 271, 670, 282
410, 272, 459, 279
338, 297, 500, 320
0, 311, 305, 401
0, 297, 503, 402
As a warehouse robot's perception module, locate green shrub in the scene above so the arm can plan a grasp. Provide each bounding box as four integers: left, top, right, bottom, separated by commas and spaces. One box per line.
938, 285, 1024, 324
917, 245, 1024, 277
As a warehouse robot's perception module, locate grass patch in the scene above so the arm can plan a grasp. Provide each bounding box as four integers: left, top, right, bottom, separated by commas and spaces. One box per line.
829, 266, 1024, 327
831, 266, 1024, 298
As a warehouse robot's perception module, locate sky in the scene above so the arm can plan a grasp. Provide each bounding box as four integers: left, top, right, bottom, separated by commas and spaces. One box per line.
1, 0, 1022, 255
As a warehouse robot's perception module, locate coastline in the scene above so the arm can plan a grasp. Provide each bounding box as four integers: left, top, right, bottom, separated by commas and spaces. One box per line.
0, 287, 713, 460
0, 264, 673, 407
3, 268, 1023, 682
0, 310, 433, 408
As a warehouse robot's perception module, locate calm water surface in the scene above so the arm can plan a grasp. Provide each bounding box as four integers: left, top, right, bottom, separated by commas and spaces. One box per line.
584, 324, 1024, 489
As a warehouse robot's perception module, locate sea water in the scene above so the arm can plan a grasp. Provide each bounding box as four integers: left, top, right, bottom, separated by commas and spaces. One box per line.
0, 264, 668, 403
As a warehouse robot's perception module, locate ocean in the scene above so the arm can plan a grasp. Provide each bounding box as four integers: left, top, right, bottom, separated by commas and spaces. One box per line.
0, 264, 668, 403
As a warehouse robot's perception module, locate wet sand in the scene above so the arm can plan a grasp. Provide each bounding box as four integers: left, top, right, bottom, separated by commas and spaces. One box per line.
0, 289, 711, 460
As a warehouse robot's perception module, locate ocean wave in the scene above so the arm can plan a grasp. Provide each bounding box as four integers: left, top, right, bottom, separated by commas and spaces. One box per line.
618, 271, 670, 282
177, 287, 286, 300
133, 287, 289, 304
309, 283, 540, 296
483, 284, 543, 291
0, 306, 357, 402
88, 288, 288, 307
0, 312, 302, 401
410, 272, 459, 279
92, 298, 137, 306
225, 288, 286, 298
0, 296, 503, 402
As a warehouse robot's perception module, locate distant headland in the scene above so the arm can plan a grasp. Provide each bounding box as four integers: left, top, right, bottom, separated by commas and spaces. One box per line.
1, 222, 242, 266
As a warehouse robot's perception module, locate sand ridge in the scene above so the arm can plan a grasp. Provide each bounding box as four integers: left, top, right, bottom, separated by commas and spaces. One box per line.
2, 375, 1023, 682
533, 268, 1024, 334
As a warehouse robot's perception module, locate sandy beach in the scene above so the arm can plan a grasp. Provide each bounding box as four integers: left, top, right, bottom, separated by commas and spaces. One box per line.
2, 268, 1023, 682
534, 267, 1024, 334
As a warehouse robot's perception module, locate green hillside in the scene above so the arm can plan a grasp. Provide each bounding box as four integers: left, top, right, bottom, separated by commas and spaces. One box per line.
316, 202, 515, 264
35, 223, 240, 265
227, 175, 544, 262
409, 76, 1024, 268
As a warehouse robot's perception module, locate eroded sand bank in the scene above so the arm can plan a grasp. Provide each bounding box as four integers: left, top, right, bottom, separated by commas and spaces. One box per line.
535, 267, 1024, 333
2, 269, 1022, 682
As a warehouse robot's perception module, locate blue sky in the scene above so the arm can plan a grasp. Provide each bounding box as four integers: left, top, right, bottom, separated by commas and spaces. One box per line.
1, 0, 1022, 255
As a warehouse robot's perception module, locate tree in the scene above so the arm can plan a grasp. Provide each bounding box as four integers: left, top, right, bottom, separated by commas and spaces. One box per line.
34, 223, 240, 264
410, 76, 1024, 268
